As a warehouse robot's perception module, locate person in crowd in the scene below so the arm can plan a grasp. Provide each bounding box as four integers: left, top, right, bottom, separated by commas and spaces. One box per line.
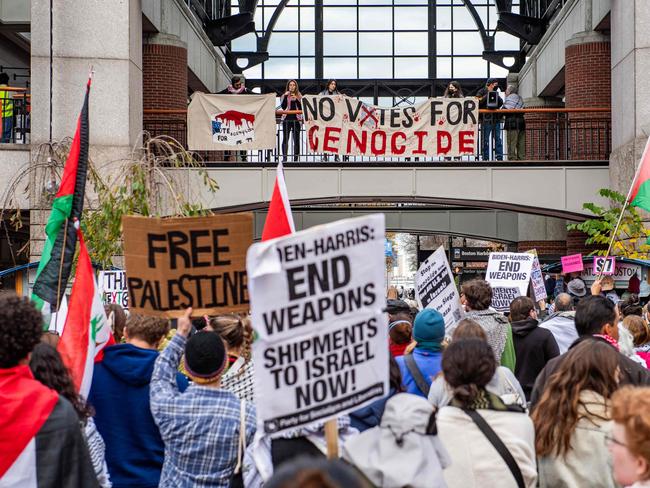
567, 278, 587, 305
105, 303, 127, 343
428, 319, 526, 408
350, 356, 403, 431
395, 308, 445, 397
609, 386, 650, 488
209, 314, 255, 402
219, 74, 253, 95
89, 313, 188, 488
319, 79, 340, 96
443, 81, 464, 98
460, 279, 516, 371
621, 293, 644, 317
0, 72, 14, 143
343, 393, 450, 488
539, 293, 578, 354
436, 339, 537, 487
265, 457, 371, 488
531, 295, 650, 406
388, 309, 413, 357
629, 273, 642, 295
623, 315, 650, 367
509, 296, 560, 400
280, 79, 302, 162
0, 293, 98, 487
532, 340, 619, 487
503, 85, 526, 160
30, 343, 112, 488
599, 275, 621, 304
150, 308, 256, 487
477, 78, 503, 161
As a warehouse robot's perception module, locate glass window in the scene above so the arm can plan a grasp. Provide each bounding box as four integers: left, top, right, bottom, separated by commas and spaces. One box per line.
495, 31, 520, 50
436, 7, 452, 30
244, 64, 262, 79
394, 7, 428, 30
323, 7, 357, 30
232, 32, 257, 52
300, 33, 315, 55
453, 32, 482, 55
436, 57, 452, 78
436, 32, 451, 55
324, 32, 357, 55
359, 7, 392, 30
298, 6, 315, 30
324, 57, 358, 78
359, 57, 392, 78
264, 57, 299, 79
451, 6, 477, 30
453, 56, 485, 78
394, 57, 428, 78
395, 32, 428, 55
300, 57, 315, 78
275, 6, 299, 30
268, 33, 299, 56
359, 33, 392, 55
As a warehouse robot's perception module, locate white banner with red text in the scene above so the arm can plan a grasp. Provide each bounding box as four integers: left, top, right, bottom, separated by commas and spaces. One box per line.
302, 95, 479, 158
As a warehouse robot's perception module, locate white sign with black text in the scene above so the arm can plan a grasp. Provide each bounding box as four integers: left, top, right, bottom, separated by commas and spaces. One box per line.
415, 246, 463, 331
486, 252, 535, 312
247, 214, 388, 435
98, 270, 129, 309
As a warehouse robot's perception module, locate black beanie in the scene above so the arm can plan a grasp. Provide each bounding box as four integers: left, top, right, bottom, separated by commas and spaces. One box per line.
184, 331, 227, 381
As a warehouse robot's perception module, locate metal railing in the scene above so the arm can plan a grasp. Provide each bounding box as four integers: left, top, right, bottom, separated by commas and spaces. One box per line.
0, 87, 29, 144
144, 107, 610, 163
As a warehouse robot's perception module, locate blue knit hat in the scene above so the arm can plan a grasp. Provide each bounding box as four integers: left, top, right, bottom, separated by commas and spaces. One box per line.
413, 309, 445, 351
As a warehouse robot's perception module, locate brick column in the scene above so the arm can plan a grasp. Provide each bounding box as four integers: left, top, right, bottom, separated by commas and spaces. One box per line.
523, 97, 565, 160
566, 229, 606, 255
143, 34, 188, 145
565, 32, 611, 160
517, 240, 566, 258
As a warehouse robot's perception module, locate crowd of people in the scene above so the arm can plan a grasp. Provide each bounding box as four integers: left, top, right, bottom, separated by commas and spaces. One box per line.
220, 75, 525, 162
3, 267, 650, 487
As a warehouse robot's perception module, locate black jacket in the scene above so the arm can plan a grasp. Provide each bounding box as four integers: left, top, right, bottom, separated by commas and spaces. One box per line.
511, 318, 560, 400
476, 87, 503, 123
530, 335, 650, 407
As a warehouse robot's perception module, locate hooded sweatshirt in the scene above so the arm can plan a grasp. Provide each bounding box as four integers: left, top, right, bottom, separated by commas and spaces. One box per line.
510, 318, 559, 400
89, 344, 188, 488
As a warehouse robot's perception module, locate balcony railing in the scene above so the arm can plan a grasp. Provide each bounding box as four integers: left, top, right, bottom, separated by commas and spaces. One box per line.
144, 107, 610, 163
0, 87, 30, 144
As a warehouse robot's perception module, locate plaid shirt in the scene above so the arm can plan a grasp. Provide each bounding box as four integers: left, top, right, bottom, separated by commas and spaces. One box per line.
150, 333, 256, 487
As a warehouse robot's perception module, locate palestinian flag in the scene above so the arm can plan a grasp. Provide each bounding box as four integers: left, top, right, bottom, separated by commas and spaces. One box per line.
261, 161, 295, 241
32, 77, 91, 313
629, 137, 650, 212
57, 225, 113, 398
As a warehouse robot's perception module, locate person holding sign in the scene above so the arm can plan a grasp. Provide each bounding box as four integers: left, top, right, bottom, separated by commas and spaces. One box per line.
460, 279, 516, 372
395, 308, 445, 398
280, 80, 302, 162
150, 308, 256, 487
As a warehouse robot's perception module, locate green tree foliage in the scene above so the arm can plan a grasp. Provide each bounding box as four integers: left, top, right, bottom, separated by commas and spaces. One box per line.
567, 188, 650, 259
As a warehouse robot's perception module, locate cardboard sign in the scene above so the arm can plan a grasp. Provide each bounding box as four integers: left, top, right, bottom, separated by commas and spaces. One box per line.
187, 93, 276, 150
122, 214, 253, 318
303, 95, 479, 157
248, 214, 388, 435
98, 270, 129, 309
415, 246, 463, 331
526, 249, 548, 302
561, 254, 584, 274
486, 252, 535, 312
593, 256, 616, 276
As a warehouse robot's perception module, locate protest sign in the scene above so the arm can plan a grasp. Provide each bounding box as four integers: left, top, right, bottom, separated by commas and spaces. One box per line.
303, 95, 479, 157
582, 261, 639, 288
248, 214, 388, 435
187, 93, 276, 150
98, 270, 129, 309
122, 213, 252, 318
525, 249, 547, 302
415, 246, 463, 330
485, 252, 535, 312
561, 254, 584, 274
593, 256, 616, 275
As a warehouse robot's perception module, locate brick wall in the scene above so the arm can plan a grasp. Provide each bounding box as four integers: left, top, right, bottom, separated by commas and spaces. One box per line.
565, 41, 611, 160
517, 240, 566, 257
566, 229, 606, 255
143, 43, 188, 121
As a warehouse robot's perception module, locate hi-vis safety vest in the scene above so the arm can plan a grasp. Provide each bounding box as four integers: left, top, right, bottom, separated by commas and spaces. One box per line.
0, 87, 14, 118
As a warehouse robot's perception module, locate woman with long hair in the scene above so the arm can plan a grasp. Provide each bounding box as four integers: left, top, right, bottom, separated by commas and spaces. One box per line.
443, 81, 464, 98
208, 314, 255, 401
532, 340, 620, 487
436, 338, 537, 487
30, 342, 112, 488
280, 79, 302, 161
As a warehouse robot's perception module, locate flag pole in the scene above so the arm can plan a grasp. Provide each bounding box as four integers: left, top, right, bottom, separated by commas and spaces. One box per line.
599, 140, 650, 278
55, 218, 69, 313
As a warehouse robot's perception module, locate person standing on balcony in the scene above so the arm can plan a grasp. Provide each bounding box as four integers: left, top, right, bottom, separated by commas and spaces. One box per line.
477, 78, 503, 161
218, 74, 253, 95
0, 73, 14, 143
443, 81, 464, 98
281, 79, 302, 162
504, 85, 526, 160
319, 80, 346, 162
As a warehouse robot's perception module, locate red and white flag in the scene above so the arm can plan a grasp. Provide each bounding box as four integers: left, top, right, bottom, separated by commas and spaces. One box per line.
57, 227, 113, 398
261, 161, 295, 241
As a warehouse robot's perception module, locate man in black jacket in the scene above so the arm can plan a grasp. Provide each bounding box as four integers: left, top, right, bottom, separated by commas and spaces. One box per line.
509, 296, 560, 400
476, 78, 504, 160
530, 295, 650, 406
